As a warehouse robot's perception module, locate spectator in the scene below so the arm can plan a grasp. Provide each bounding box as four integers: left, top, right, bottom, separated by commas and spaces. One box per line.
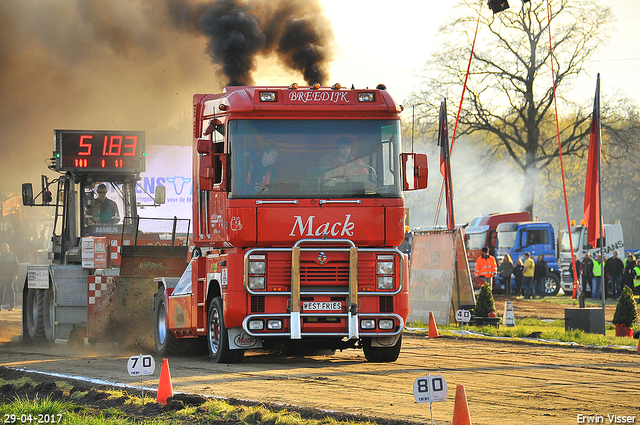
581, 252, 593, 296
513, 258, 524, 297
623, 253, 636, 292
605, 250, 624, 298
522, 252, 535, 299
534, 254, 548, 299
475, 246, 498, 290
500, 254, 514, 296
569, 255, 581, 293
592, 253, 603, 300
0, 243, 18, 310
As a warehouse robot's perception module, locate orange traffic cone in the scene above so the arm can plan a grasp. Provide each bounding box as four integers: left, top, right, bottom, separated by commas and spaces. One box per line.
157, 358, 174, 404
428, 311, 441, 338
452, 384, 472, 425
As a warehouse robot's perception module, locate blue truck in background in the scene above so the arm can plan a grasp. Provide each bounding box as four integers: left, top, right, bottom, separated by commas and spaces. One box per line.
495, 221, 562, 296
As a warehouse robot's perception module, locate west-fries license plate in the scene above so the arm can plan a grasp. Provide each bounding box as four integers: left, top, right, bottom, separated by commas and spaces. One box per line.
303, 301, 342, 311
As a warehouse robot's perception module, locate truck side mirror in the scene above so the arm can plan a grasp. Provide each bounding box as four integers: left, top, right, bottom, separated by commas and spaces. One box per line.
21, 183, 34, 206
401, 153, 428, 191
154, 185, 166, 205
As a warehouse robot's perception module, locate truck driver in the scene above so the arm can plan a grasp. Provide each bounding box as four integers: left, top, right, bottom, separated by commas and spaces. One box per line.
323, 137, 370, 179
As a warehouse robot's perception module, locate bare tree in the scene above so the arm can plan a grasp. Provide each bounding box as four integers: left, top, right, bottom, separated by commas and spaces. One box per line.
408, 0, 639, 215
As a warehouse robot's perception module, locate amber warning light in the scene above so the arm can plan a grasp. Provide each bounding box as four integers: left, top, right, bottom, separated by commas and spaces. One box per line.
54, 130, 145, 173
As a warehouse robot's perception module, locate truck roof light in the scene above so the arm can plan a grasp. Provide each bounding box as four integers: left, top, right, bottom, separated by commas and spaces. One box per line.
288, 83, 299, 90
219, 103, 227, 111
376, 84, 387, 90
311, 83, 321, 90
259, 92, 277, 102
331, 83, 341, 90
357, 92, 374, 102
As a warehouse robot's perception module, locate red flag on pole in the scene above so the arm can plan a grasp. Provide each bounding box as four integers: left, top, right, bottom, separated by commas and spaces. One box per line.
584, 74, 602, 248
438, 99, 455, 230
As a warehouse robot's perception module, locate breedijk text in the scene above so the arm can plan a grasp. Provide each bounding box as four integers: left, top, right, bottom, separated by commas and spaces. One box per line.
289, 215, 355, 237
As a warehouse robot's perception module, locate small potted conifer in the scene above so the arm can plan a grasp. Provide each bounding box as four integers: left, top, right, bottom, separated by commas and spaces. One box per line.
473, 282, 500, 327
612, 286, 638, 337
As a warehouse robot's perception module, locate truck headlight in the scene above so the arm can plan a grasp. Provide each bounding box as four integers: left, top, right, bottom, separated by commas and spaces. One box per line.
377, 261, 393, 275
249, 260, 266, 274
378, 319, 394, 330
248, 320, 264, 330
377, 276, 394, 290
267, 320, 282, 330
248, 276, 265, 290
360, 319, 376, 329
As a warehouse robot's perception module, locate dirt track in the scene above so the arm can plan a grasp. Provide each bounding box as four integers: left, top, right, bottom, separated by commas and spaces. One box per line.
0, 299, 638, 425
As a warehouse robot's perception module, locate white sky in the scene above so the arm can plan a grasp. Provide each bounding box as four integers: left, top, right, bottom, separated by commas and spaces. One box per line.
322, 0, 640, 106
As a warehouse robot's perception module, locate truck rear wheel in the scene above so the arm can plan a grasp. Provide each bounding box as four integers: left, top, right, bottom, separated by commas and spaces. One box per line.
544, 273, 561, 296
26, 289, 46, 343
362, 335, 402, 363
207, 297, 244, 363
154, 288, 182, 356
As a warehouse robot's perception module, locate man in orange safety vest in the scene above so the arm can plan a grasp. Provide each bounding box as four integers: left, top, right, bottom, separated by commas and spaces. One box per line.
475, 246, 498, 288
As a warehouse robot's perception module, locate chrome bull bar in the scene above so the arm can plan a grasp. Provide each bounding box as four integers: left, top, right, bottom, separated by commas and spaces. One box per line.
243, 238, 406, 340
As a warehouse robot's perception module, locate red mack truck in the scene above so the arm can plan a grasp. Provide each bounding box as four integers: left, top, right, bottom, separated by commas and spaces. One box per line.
154, 84, 428, 363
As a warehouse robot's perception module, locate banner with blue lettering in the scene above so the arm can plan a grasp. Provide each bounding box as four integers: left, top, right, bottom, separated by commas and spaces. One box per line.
138, 145, 192, 220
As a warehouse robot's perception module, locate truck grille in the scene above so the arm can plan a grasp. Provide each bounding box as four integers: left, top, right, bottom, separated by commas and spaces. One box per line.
379, 296, 394, 313
251, 295, 265, 313
267, 256, 376, 287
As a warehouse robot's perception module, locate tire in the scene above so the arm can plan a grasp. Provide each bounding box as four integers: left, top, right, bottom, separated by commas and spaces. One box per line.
544, 273, 561, 296
207, 297, 244, 363
43, 289, 55, 342
362, 335, 402, 363
26, 289, 46, 343
154, 288, 182, 356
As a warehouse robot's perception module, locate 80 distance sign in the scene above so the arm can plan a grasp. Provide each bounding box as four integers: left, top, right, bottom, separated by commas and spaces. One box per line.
413, 375, 449, 403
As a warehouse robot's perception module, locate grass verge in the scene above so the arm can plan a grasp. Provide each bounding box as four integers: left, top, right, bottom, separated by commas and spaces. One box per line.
408, 317, 638, 348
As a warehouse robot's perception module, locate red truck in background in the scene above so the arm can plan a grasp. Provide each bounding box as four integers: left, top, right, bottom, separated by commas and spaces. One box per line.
153, 84, 428, 363
464, 211, 531, 291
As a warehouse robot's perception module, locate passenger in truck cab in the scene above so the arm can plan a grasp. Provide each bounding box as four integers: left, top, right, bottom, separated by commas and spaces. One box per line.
91, 183, 120, 224
245, 145, 278, 195
323, 137, 370, 179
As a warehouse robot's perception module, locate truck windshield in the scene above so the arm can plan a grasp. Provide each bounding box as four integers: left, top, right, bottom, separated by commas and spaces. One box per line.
228, 119, 402, 198
561, 229, 581, 252
465, 232, 487, 250
496, 231, 516, 250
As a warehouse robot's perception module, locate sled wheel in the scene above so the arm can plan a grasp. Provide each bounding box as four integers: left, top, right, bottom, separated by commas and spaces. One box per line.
26, 289, 46, 343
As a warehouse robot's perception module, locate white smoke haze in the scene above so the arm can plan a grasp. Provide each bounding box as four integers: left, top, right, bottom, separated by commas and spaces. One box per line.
403, 134, 525, 228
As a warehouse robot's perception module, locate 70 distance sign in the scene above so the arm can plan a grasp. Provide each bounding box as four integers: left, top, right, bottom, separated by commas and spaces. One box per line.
413, 375, 448, 403
127, 354, 156, 377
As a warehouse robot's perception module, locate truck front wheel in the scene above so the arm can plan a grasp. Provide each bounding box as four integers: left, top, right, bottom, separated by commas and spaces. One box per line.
544, 273, 561, 296
362, 335, 402, 362
154, 288, 182, 356
207, 297, 244, 363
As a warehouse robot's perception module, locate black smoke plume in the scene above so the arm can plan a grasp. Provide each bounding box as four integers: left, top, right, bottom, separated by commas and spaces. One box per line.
165, 0, 334, 86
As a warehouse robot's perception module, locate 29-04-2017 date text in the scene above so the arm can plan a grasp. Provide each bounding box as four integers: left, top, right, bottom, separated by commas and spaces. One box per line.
3, 414, 63, 424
